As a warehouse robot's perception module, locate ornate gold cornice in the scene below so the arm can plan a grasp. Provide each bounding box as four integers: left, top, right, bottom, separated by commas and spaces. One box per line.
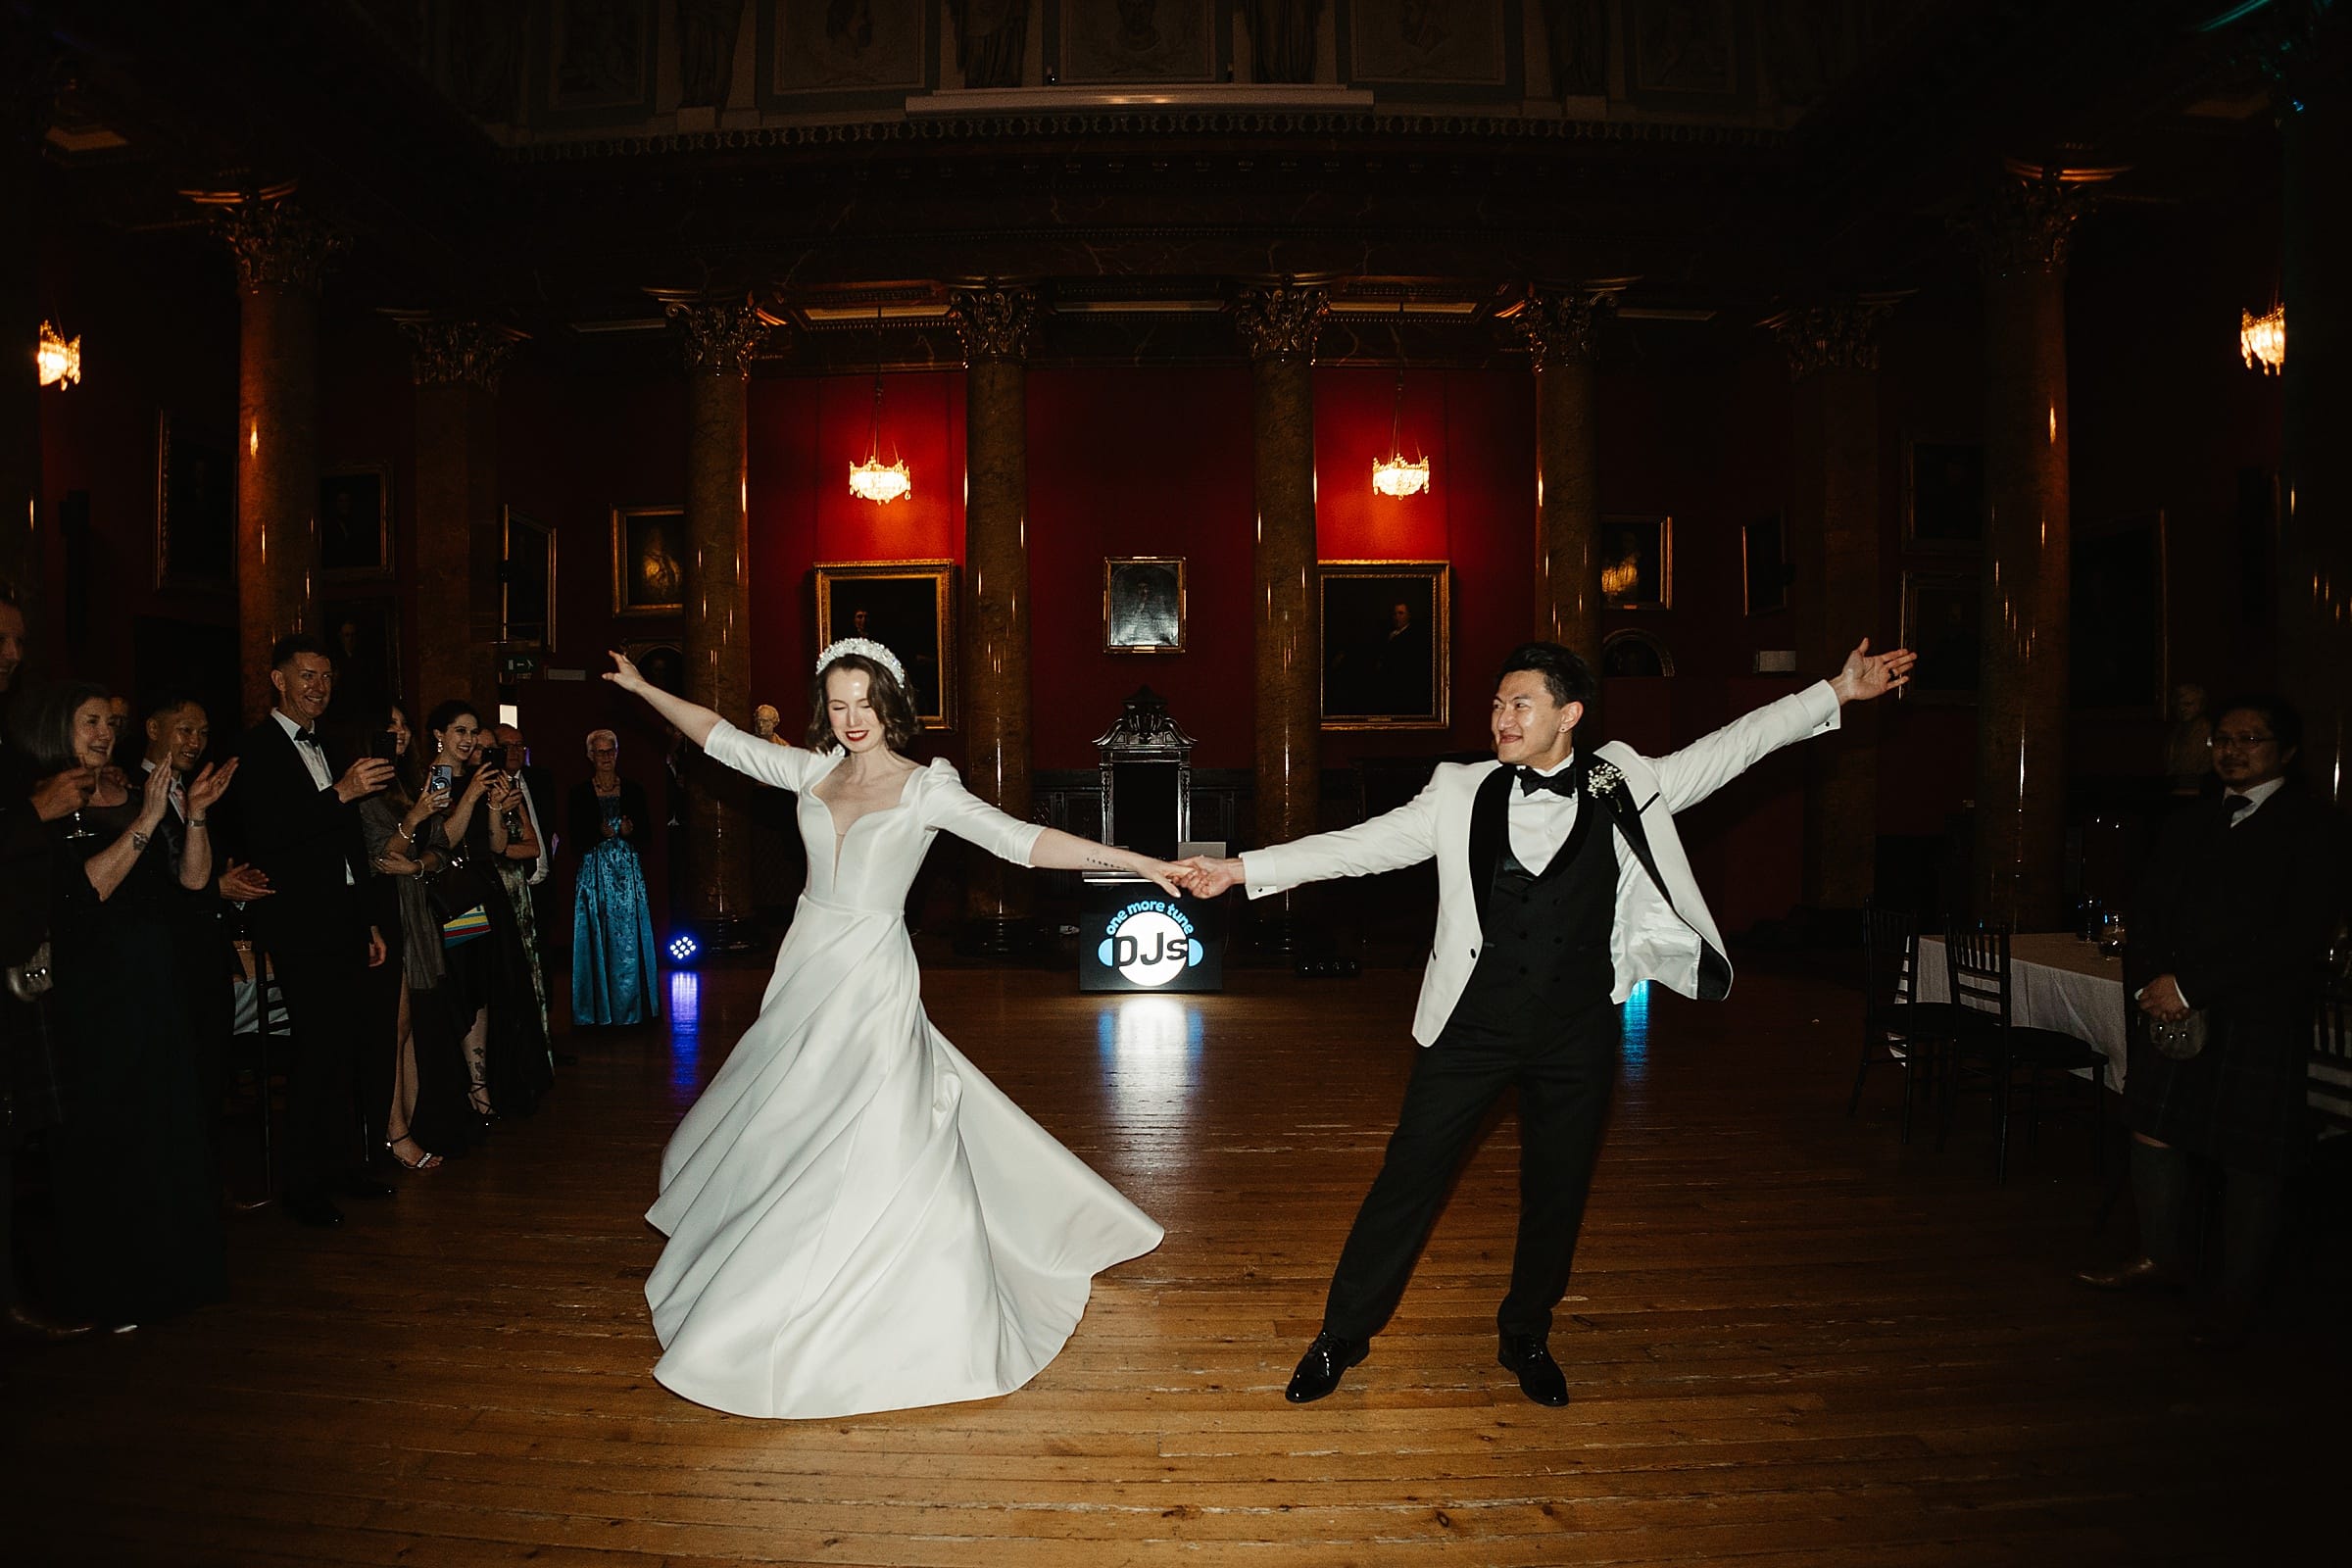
948, 286, 1039, 364
1508, 285, 1625, 369
1233, 283, 1329, 362
661, 297, 770, 375
1972, 164, 2105, 280
1764, 296, 1900, 381
209, 196, 344, 294
386, 315, 528, 390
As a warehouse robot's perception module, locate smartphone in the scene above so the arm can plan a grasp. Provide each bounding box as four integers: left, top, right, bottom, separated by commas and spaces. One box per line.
369, 732, 401, 762
427, 763, 453, 797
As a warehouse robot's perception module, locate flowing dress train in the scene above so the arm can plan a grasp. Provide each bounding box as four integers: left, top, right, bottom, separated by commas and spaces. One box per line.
644, 721, 1162, 1419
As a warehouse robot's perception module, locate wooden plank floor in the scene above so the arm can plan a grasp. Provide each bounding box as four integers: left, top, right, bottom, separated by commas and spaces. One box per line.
4, 955, 2341, 1566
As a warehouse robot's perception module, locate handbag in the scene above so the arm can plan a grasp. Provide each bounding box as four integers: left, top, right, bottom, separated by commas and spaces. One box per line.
2147, 1009, 2206, 1061
423, 851, 498, 950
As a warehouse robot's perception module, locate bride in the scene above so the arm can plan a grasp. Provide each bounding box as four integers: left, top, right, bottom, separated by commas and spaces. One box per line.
605, 639, 1171, 1419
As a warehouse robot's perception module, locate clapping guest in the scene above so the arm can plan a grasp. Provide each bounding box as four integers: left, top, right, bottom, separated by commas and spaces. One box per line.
493, 721, 565, 965
347, 701, 471, 1169
417, 702, 552, 1121
11, 681, 236, 1329
568, 729, 658, 1026
227, 634, 399, 1229
483, 742, 552, 1039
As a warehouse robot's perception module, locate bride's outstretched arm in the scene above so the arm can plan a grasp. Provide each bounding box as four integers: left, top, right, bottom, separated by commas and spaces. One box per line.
602, 650, 722, 747
1028, 827, 1185, 900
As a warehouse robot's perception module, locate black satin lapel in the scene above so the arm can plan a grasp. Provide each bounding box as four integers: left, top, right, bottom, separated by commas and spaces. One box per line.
1467, 766, 1513, 935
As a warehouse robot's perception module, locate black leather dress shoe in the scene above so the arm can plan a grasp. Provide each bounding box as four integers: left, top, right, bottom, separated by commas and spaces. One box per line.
285, 1193, 345, 1228
2074, 1257, 2186, 1294
1498, 1333, 1570, 1407
1285, 1331, 1368, 1403
339, 1173, 396, 1200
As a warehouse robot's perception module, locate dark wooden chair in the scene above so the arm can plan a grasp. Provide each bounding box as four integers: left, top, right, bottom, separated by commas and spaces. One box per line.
1936, 919, 2112, 1184
1849, 899, 1982, 1143
2309, 977, 2352, 1138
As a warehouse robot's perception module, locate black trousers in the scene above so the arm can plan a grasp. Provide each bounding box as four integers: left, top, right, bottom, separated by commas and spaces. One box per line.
270, 945, 371, 1198
1323, 998, 1621, 1342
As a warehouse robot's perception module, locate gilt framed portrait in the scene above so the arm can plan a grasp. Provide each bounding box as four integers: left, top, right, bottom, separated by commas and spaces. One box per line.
322, 596, 402, 712
318, 466, 392, 580
502, 505, 555, 650
155, 412, 234, 593
1321, 561, 1449, 730
1903, 437, 1985, 552
758, 0, 937, 112
1900, 569, 1981, 705
1600, 515, 1672, 609
813, 560, 956, 729
612, 505, 686, 618
1103, 557, 1186, 654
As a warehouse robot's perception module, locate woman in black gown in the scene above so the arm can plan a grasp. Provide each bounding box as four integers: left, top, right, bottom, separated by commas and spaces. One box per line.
8, 682, 235, 1330
416, 700, 552, 1122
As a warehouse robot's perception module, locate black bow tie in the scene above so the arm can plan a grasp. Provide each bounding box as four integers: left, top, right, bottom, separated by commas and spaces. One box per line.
2225, 793, 2252, 818
295, 730, 321, 749
1517, 764, 1578, 799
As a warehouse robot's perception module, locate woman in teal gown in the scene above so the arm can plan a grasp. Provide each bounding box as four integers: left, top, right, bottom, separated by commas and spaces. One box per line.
569, 728, 658, 1026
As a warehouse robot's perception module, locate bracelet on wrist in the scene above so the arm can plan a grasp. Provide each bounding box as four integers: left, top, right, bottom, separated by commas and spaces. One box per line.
188, 816, 209, 828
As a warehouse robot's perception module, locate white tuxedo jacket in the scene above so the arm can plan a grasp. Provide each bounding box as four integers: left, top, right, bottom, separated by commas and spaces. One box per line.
1242, 681, 1842, 1046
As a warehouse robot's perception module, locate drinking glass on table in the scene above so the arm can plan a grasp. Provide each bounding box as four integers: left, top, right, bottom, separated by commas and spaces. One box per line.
2096, 911, 2128, 958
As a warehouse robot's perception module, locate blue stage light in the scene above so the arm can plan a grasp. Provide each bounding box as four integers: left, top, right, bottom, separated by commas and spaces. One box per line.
666, 930, 701, 964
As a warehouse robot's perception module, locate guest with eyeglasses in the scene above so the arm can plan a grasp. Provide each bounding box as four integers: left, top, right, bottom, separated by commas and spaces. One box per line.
568, 728, 659, 1027
9, 679, 237, 1331
2080, 696, 2349, 1349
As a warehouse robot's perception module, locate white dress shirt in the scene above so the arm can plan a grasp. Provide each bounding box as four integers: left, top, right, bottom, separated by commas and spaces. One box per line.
2224, 775, 2285, 826
515, 774, 552, 886
1507, 754, 1582, 875
270, 708, 354, 885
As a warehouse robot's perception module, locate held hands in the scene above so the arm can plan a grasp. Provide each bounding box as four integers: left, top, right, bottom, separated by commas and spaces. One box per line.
335, 757, 397, 804
1132, 858, 1188, 900
30, 766, 96, 822
1829, 638, 1917, 705
1171, 856, 1245, 898
184, 759, 237, 816
2137, 973, 2191, 1025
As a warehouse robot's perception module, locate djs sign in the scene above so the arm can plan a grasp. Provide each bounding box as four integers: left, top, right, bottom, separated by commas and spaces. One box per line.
1079, 896, 1223, 994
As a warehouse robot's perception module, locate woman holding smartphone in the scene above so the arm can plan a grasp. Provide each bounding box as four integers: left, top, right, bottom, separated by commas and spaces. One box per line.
417, 701, 553, 1124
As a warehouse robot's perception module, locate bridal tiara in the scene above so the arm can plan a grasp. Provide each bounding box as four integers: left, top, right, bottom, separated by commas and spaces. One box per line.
815, 637, 907, 687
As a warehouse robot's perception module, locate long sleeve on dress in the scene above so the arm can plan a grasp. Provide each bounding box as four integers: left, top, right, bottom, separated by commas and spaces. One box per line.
702, 718, 827, 794
918, 760, 1046, 867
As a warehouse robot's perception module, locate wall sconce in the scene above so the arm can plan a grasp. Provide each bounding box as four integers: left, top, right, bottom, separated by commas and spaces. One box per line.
38, 320, 81, 388
2239, 304, 2283, 375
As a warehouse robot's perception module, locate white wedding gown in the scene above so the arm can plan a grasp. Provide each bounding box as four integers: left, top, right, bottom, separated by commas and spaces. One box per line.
645, 720, 1163, 1419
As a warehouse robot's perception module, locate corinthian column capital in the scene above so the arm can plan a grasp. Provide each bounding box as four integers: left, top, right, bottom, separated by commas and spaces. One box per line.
659, 296, 771, 375
949, 285, 1040, 363
208, 195, 345, 294
387, 315, 528, 390
1509, 285, 1624, 370
1971, 163, 2107, 281
1233, 283, 1330, 363
1764, 295, 1900, 381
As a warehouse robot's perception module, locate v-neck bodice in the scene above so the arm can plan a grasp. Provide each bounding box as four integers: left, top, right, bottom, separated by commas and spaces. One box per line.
703, 721, 1044, 914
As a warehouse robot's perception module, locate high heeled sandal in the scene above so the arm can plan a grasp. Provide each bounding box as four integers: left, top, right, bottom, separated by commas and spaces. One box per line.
385, 1138, 442, 1171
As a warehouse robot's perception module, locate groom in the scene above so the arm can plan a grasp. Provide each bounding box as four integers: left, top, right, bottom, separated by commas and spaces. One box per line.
1177, 637, 1913, 1405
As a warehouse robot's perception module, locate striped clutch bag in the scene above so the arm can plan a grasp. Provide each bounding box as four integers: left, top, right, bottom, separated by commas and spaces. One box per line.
439, 905, 492, 948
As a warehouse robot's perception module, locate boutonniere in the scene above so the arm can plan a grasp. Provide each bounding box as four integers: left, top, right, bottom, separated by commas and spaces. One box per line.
1585, 760, 1624, 800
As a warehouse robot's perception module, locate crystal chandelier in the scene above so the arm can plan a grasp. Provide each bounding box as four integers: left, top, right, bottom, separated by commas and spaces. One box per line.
849, 303, 910, 504
38, 319, 80, 388
2239, 304, 2283, 375
1371, 298, 1430, 498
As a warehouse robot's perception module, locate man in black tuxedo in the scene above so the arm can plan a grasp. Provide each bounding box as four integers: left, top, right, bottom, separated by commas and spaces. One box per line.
2081, 695, 2346, 1348
228, 634, 396, 1227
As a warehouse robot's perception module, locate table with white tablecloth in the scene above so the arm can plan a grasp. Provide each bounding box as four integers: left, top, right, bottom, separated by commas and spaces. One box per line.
1916, 932, 2131, 1088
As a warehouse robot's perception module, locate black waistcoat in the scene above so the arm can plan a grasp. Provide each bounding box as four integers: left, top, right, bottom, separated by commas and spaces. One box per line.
1443, 780, 1619, 1043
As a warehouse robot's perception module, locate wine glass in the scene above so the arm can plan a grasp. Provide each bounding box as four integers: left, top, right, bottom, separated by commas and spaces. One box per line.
2096, 910, 2128, 958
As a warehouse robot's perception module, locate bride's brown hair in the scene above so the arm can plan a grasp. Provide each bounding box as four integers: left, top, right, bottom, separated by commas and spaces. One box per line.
804, 654, 921, 754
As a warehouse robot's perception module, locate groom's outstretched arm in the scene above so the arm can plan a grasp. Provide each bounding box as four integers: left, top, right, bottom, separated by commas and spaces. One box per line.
1649, 638, 1914, 815
1176, 771, 1447, 899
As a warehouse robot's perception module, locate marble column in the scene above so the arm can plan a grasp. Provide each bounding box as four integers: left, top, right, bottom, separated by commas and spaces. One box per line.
664, 297, 767, 937
390, 317, 522, 713
1770, 298, 1895, 913
1235, 282, 1328, 947
1512, 286, 1620, 666
949, 285, 1039, 952
2277, 34, 2352, 803
1972, 169, 2086, 927
216, 196, 341, 724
